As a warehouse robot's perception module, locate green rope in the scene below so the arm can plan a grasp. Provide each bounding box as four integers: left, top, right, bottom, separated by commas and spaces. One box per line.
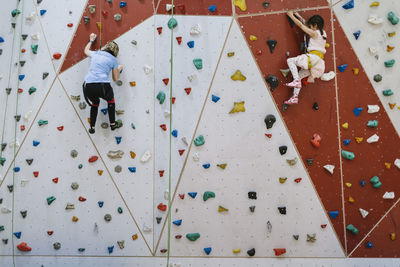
167, 0, 174, 266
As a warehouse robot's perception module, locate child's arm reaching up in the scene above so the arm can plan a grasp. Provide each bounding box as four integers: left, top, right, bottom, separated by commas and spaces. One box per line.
287, 11, 318, 39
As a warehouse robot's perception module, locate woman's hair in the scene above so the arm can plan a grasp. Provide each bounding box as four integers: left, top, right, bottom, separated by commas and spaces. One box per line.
307, 15, 326, 39
101, 41, 119, 57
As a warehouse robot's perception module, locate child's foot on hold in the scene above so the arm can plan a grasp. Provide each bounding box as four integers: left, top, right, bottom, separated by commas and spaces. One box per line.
285, 79, 301, 88
110, 120, 123, 131
89, 127, 95, 134
284, 96, 299, 105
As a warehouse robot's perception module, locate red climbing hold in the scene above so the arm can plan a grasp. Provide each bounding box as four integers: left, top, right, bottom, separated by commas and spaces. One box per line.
88, 156, 98, 163
47, 231, 54, 235
172, 97, 176, 104
57, 126, 64, 131
265, 133, 272, 138
157, 203, 167, 211
157, 27, 162, 35
20, 125, 25, 131
52, 177, 59, 183
177, 4, 185, 13
273, 248, 286, 256
17, 242, 32, 252
321, 224, 327, 228
176, 36, 182, 44
102, 10, 108, 17
53, 53, 62, 60
21, 48, 26, 53
159, 170, 165, 177
67, 23, 73, 28
256, 50, 262, 55
78, 196, 87, 202
301, 77, 309, 86
33, 171, 39, 178
18, 88, 23, 93
184, 88, 191, 95
175, 234, 182, 239
160, 249, 167, 253
310, 133, 321, 148
178, 149, 185, 156
160, 124, 167, 131
294, 178, 302, 183
162, 78, 169, 85
179, 194, 185, 199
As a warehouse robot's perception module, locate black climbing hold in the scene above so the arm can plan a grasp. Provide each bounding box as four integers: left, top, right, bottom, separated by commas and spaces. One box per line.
2, 239, 8, 245
263, 2, 270, 9
42, 72, 49, 80
282, 103, 289, 112
53, 242, 61, 250
306, 158, 314, 166
278, 206, 286, 215
287, 15, 295, 27
7, 185, 13, 193
0, 198, 2, 204
104, 214, 112, 222
71, 182, 79, 190
293, 235, 299, 240
313, 102, 319, 110
156, 217, 162, 224
6, 88, 11, 95
1, 143, 6, 151
21, 34, 28, 40
267, 40, 277, 54
247, 248, 256, 256
14, 115, 21, 122
248, 191, 257, 200
79, 102, 87, 110
83, 16, 90, 24
249, 205, 255, 212
266, 75, 279, 92
20, 61, 26, 67
11, 23, 16, 29
279, 145, 287, 155
20, 210, 27, 218
37, 0, 43, 4
0, 158, 5, 166
264, 114, 276, 129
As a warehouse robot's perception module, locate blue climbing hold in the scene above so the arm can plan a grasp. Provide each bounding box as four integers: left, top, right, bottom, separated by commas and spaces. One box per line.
19, 75, 25, 81
208, 5, 216, 12
202, 163, 210, 169
171, 129, 178, 138
204, 247, 212, 255
120, 1, 127, 8
40, 9, 47, 16
360, 180, 366, 187
128, 167, 136, 173
14, 232, 21, 239
342, 0, 354, 9
13, 167, 20, 172
101, 108, 108, 115
337, 64, 348, 72
173, 219, 182, 226
108, 245, 114, 254
365, 241, 373, 248
33, 140, 40, 146
211, 95, 220, 103
353, 30, 361, 40
329, 210, 339, 219
343, 139, 351, 146
187, 41, 195, 48
115, 136, 122, 144
353, 107, 363, 116
0, 37, 4, 43
98, 201, 104, 208
188, 192, 197, 199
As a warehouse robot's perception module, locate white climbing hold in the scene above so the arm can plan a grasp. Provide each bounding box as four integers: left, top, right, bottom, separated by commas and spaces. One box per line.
164, 110, 170, 117
140, 151, 152, 163
166, 4, 174, 11
369, 46, 378, 56
368, 14, 384, 25
321, 71, 336, 81
164, 190, 169, 200
20, 179, 29, 187
324, 164, 335, 174
359, 208, 369, 219
143, 223, 152, 233
383, 192, 395, 199
26, 12, 36, 21
1, 207, 11, 214
367, 105, 380, 113
9, 140, 20, 148
181, 137, 188, 146
394, 159, 400, 170
190, 24, 201, 35
143, 65, 153, 74
24, 110, 33, 121
187, 74, 197, 82
367, 134, 379, 143
193, 152, 200, 161
31, 33, 40, 40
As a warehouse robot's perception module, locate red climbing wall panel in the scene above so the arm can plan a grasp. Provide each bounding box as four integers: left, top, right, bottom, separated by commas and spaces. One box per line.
351, 202, 400, 257
234, 0, 329, 15
333, 17, 400, 255
60, 0, 153, 73
156, 0, 232, 16
238, 8, 345, 248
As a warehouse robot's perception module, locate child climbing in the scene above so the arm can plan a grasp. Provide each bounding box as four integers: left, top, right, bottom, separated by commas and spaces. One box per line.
83, 33, 123, 134
284, 11, 327, 105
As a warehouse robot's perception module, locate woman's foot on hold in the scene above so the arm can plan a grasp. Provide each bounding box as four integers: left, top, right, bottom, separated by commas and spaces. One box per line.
89, 127, 95, 134
285, 79, 301, 88
284, 96, 298, 105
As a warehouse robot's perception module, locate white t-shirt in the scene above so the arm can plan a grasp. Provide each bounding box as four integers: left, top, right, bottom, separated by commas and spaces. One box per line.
307, 30, 327, 54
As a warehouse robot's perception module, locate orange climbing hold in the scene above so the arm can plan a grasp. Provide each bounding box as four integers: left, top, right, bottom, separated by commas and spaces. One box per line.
157, 203, 167, 211
88, 156, 98, 162
96, 22, 102, 31
129, 81, 136, 87
17, 242, 32, 252
184, 88, 191, 95
72, 216, 79, 222
389, 103, 396, 109
310, 133, 321, 148
348, 196, 355, 203
130, 151, 136, 159
273, 248, 286, 256
53, 53, 62, 60
52, 177, 59, 183
385, 163, 391, 169
352, 68, 359, 75
21, 125, 25, 131
387, 45, 395, 52
390, 233, 396, 240
132, 234, 138, 240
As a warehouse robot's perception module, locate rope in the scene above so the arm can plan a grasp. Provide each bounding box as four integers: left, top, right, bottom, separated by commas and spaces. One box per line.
166, 0, 174, 265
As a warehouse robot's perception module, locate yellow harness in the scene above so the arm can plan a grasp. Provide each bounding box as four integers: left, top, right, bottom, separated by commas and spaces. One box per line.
307, 50, 325, 69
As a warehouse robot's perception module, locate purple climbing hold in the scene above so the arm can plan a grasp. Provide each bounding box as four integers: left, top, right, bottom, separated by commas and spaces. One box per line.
353, 107, 363, 116
342, 0, 354, 10
119, 1, 127, 8
353, 30, 361, 40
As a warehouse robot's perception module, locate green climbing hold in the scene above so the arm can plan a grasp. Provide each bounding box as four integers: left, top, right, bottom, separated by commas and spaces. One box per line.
193, 58, 203, 70
31, 44, 38, 54
186, 232, 200, 241
341, 150, 355, 160
156, 91, 166, 104
367, 120, 378, 127
38, 120, 48, 126
370, 176, 382, 188
382, 89, 393, 96
203, 191, 216, 201
194, 135, 205, 146
47, 196, 56, 205
78, 164, 83, 169
11, 9, 21, 17
388, 11, 399, 25
384, 59, 395, 67
117, 207, 123, 214
28, 87, 37, 95
346, 224, 359, 235
0, 225, 4, 231
167, 18, 178, 29
0, 158, 5, 166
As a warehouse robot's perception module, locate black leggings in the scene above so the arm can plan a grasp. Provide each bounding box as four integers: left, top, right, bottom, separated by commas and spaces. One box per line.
83, 82, 115, 128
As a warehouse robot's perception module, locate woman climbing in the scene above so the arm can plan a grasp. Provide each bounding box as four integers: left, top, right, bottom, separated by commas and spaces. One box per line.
83, 33, 123, 134
284, 11, 327, 105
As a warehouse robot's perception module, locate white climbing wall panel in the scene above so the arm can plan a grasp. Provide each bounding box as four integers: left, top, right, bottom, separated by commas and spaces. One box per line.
59, 16, 156, 250
153, 15, 232, 249
333, 0, 400, 136
5, 79, 151, 256
156, 20, 344, 258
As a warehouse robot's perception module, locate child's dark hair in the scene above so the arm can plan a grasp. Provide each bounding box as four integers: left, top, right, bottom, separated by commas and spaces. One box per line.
307, 15, 326, 39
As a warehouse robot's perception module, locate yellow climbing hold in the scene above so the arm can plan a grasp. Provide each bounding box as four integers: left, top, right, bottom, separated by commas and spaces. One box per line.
342, 122, 349, 129
385, 162, 391, 169
231, 70, 246, 81
72, 216, 79, 222
279, 177, 288, 184
348, 196, 355, 203
96, 22, 103, 31
345, 182, 352, 188
217, 164, 227, 169
352, 68, 359, 75
129, 81, 136, 87
232, 248, 241, 254
388, 32, 396, 37
233, 0, 247, 11
227, 52, 235, 57
249, 35, 257, 41
355, 137, 363, 144
389, 103, 396, 109
87, 118, 91, 124
390, 233, 396, 241
370, 1, 379, 7
325, 43, 330, 48
387, 45, 395, 52
132, 234, 138, 240
98, 170, 103, 175
218, 206, 229, 212
229, 101, 245, 114
130, 151, 136, 159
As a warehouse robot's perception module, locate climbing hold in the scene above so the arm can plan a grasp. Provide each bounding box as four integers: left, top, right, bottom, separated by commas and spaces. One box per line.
204, 247, 212, 255
280, 69, 290, 77
232, 249, 241, 254
192, 135, 205, 146
382, 89, 393, 96
203, 191, 215, 201
17, 242, 32, 252
115, 136, 122, 144
178, 149, 185, 156
274, 248, 286, 256
387, 45, 395, 52
278, 207, 286, 215
108, 246, 114, 254
114, 13, 122, 21
329, 210, 339, 219
353, 31, 361, 40
286, 158, 297, 166
312, 102, 319, 110
373, 74, 382, 82
294, 178, 302, 183
365, 241, 373, 248
395, 159, 400, 170
367, 120, 378, 128
72, 216, 79, 222
353, 107, 363, 116
367, 134, 379, 143
388, 32, 396, 37
360, 180, 366, 187
249, 205, 256, 212
231, 70, 246, 81
188, 192, 197, 199
368, 14, 384, 25
367, 105, 380, 113
168, 18, 178, 29
98, 201, 104, 208
52, 177, 59, 184
132, 234, 139, 240
343, 139, 351, 146
248, 191, 257, 200
310, 133, 321, 148
186, 233, 200, 241
53, 242, 61, 250
202, 163, 210, 169
370, 1, 379, 7
26, 158, 33, 165
355, 137, 363, 143
279, 177, 287, 184
347, 224, 359, 235
337, 64, 348, 72
40, 10, 47, 16
384, 59, 395, 67
208, 5, 216, 12
217, 164, 227, 169
293, 235, 299, 240
383, 192, 395, 199
388, 11, 399, 25
211, 95, 220, 103
370, 176, 382, 188
193, 58, 203, 70
264, 114, 276, 129
266, 75, 279, 91
47, 196, 56, 205
249, 35, 257, 41
157, 203, 167, 212
184, 87, 191, 95
156, 91, 166, 104
104, 214, 112, 222
117, 207, 123, 214
229, 101, 245, 114
266, 40, 277, 53
307, 234, 316, 242
88, 156, 98, 163
78, 196, 86, 202
218, 206, 229, 212
173, 219, 182, 226
279, 145, 287, 155
31, 44, 39, 54
324, 164, 335, 174
359, 208, 369, 219
119, 1, 127, 8
107, 150, 124, 159
171, 129, 178, 138
342, 150, 355, 160
117, 240, 124, 249
342, 0, 354, 10
14, 232, 22, 239
114, 165, 122, 173
88, 5, 96, 14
